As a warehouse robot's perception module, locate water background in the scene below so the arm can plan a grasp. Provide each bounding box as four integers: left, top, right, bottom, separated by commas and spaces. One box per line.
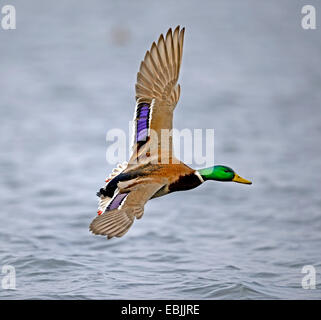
1, 0, 321, 299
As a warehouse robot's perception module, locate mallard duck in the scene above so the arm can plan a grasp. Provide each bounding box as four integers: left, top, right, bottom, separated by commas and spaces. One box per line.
90, 26, 252, 239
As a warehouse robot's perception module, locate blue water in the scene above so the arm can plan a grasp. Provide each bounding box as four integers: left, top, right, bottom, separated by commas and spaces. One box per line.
1, 0, 321, 299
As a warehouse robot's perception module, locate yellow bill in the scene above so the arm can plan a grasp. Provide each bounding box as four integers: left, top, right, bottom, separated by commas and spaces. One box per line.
232, 174, 252, 185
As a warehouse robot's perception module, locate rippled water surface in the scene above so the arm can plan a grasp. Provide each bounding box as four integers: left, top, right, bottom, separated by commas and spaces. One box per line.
1, 0, 321, 299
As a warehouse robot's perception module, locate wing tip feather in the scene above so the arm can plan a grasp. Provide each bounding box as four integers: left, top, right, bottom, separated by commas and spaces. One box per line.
135, 26, 185, 104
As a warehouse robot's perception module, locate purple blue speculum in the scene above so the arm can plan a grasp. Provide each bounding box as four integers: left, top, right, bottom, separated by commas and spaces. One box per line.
136, 103, 150, 142
107, 193, 128, 210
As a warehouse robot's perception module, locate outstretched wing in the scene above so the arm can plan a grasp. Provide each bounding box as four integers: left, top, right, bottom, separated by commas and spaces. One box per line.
129, 26, 185, 164
89, 182, 164, 239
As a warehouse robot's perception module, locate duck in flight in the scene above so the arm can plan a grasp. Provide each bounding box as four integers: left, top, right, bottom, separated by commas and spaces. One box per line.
90, 26, 252, 239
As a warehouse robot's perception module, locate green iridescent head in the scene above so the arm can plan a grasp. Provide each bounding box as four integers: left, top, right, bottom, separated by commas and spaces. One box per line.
198, 165, 252, 184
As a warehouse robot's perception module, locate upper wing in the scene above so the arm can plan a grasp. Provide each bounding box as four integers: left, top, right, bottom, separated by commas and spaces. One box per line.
90, 182, 164, 239
129, 26, 185, 164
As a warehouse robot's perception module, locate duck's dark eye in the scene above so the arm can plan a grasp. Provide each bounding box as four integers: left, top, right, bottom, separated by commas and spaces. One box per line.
224, 169, 229, 173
